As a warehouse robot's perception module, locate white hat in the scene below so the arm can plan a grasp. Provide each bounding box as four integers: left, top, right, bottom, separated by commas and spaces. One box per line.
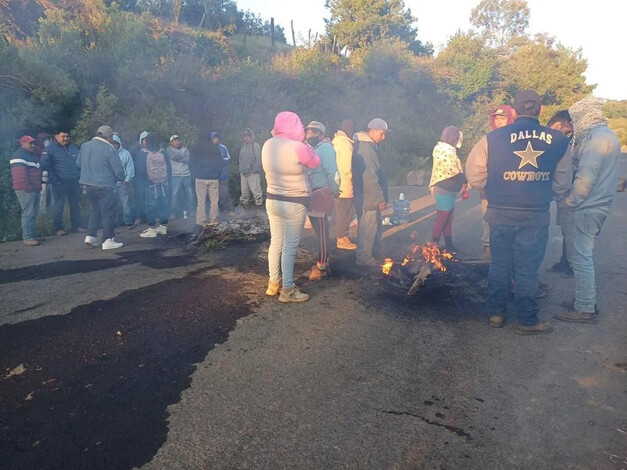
169, 135, 179, 142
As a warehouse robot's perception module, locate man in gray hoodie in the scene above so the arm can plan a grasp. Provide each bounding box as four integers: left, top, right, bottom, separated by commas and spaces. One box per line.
238, 128, 263, 206
555, 97, 621, 324
77, 125, 126, 250
166, 135, 194, 218
352, 118, 389, 266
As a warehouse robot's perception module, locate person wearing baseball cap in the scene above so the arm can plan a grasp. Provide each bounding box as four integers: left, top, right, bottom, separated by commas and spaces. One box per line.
489, 105, 516, 131
352, 118, 389, 266
76, 125, 126, 250
466, 90, 573, 335
304, 120, 340, 280
10, 135, 42, 245
166, 134, 193, 220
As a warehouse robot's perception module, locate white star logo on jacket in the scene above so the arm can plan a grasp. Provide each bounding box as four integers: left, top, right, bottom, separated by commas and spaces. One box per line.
513, 142, 544, 169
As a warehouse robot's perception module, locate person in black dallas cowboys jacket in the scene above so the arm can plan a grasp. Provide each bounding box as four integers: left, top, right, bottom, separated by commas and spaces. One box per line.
466, 90, 573, 335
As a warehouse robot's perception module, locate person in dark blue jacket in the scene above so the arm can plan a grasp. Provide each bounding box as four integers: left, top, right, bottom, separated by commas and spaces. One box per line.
466, 90, 573, 335
190, 133, 227, 226
40, 130, 84, 235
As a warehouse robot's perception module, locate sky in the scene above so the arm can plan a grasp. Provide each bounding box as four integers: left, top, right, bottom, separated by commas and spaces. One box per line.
236, 0, 626, 100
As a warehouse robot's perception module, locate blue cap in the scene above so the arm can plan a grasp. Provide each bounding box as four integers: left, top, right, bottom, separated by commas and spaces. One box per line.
210, 131, 219, 139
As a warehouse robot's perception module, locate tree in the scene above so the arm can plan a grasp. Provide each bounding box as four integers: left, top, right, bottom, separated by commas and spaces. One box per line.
324, 0, 417, 50
433, 32, 497, 104
499, 35, 594, 116
470, 0, 530, 49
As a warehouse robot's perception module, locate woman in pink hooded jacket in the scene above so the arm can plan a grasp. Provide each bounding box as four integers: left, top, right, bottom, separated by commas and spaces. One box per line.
262, 111, 320, 303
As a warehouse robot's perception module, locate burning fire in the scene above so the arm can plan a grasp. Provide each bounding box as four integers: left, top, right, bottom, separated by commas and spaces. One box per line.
381, 258, 395, 275
381, 242, 455, 275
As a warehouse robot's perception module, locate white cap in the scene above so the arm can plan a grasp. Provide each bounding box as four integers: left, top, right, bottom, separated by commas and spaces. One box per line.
169, 135, 179, 142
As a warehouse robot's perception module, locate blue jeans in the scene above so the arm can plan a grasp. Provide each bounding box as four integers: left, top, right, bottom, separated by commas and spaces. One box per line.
488, 224, 549, 325
145, 183, 170, 227
266, 199, 307, 288
562, 208, 608, 313
15, 190, 40, 240
170, 176, 194, 217
52, 181, 81, 231
357, 209, 382, 264
115, 183, 133, 225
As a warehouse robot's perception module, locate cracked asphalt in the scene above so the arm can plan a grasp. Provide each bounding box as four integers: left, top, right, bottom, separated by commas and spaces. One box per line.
1, 162, 626, 469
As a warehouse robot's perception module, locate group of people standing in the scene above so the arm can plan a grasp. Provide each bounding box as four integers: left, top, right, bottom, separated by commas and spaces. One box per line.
9, 126, 265, 248
262, 112, 391, 302
465, 91, 620, 334
10, 91, 621, 334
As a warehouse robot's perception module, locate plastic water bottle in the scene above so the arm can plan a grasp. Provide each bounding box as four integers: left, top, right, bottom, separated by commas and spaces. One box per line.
392, 192, 410, 225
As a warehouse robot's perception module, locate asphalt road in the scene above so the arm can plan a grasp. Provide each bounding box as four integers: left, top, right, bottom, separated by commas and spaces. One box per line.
1, 159, 626, 469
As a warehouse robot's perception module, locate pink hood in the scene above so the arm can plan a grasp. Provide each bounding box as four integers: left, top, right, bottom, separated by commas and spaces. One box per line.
272, 111, 305, 142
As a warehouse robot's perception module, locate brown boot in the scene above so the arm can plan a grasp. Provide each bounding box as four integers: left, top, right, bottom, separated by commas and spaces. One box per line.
515, 322, 553, 335
308, 265, 330, 281
337, 236, 357, 250
265, 279, 281, 296
489, 315, 504, 328
554, 310, 599, 324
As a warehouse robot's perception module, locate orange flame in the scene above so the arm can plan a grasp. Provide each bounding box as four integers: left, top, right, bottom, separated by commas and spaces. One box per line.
381, 258, 394, 275
421, 242, 454, 272
381, 242, 456, 275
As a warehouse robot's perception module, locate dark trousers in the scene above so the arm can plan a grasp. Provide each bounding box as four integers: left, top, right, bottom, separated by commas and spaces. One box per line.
218, 179, 234, 211
488, 224, 549, 325
335, 198, 355, 238
86, 186, 117, 241
309, 215, 330, 266
145, 183, 170, 227
52, 181, 81, 231
133, 178, 147, 221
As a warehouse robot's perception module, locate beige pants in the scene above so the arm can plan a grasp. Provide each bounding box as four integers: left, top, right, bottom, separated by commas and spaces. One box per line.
195, 179, 219, 224
240, 173, 263, 205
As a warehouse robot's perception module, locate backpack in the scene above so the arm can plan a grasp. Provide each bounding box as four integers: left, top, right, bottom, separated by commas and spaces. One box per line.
146, 149, 167, 184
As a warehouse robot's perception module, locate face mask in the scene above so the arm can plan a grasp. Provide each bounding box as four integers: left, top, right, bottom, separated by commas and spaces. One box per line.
307, 136, 321, 147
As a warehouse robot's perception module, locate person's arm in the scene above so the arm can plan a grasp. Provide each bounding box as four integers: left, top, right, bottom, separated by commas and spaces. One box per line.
40, 148, 52, 172
166, 147, 180, 162
465, 136, 488, 191
320, 145, 340, 195
181, 147, 190, 165
565, 139, 606, 208
124, 152, 135, 182
335, 139, 352, 187
296, 142, 320, 169
109, 148, 126, 182
10, 158, 31, 192
362, 154, 384, 209
253, 143, 262, 173
221, 145, 231, 162
552, 146, 573, 197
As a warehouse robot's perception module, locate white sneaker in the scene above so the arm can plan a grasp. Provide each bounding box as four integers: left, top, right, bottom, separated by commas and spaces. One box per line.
155, 224, 167, 235
102, 238, 123, 250
140, 227, 158, 238
84, 235, 99, 247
